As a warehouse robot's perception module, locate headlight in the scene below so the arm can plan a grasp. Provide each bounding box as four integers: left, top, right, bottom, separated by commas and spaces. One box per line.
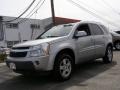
29, 43, 50, 57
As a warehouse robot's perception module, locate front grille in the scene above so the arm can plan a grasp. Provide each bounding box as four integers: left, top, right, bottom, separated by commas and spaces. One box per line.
10, 51, 27, 57
12, 47, 29, 50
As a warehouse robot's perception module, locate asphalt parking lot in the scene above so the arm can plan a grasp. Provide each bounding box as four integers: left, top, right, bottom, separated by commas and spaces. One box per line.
0, 51, 120, 90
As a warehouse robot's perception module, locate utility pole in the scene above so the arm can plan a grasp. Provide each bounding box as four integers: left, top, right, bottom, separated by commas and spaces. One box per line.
50, 0, 55, 26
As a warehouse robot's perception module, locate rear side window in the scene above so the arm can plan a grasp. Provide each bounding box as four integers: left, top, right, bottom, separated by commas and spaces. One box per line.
90, 24, 104, 35
100, 25, 109, 34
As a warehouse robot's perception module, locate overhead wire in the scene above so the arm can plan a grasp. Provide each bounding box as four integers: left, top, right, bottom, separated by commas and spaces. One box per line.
101, 0, 120, 15
4, 0, 36, 23
18, 0, 43, 23
67, 0, 120, 28
18, 0, 46, 24
76, 0, 120, 27
77, 0, 120, 24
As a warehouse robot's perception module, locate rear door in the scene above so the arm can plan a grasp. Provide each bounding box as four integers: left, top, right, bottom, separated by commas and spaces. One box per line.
74, 23, 95, 63
89, 23, 106, 58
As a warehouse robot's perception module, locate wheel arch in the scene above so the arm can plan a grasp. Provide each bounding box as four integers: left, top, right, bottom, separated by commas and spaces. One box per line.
107, 43, 113, 48
104, 43, 113, 56
54, 48, 75, 67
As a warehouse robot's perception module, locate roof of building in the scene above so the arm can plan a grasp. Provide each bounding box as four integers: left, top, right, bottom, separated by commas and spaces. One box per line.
54, 17, 80, 25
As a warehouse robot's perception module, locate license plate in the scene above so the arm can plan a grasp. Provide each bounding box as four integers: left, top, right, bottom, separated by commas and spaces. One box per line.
9, 63, 16, 70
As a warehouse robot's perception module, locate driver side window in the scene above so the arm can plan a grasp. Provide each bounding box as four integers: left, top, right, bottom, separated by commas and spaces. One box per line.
76, 24, 91, 36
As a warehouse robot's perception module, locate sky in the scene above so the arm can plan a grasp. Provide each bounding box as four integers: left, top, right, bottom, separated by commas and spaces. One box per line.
1, 0, 120, 30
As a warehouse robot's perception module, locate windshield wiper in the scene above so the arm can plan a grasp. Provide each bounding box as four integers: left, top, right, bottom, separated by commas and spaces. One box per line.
46, 36, 59, 38
37, 36, 59, 39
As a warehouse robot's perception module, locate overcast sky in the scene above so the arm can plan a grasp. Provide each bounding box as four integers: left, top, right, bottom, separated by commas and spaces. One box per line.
1, 0, 120, 30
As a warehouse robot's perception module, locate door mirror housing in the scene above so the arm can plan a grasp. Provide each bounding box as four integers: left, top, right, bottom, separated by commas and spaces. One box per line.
74, 31, 87, 38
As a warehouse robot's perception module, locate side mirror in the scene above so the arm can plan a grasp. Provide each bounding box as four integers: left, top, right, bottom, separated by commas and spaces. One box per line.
74, 31, 87, 38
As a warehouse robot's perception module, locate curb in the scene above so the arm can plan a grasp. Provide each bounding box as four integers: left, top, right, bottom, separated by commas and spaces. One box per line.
0, 63, 6, 67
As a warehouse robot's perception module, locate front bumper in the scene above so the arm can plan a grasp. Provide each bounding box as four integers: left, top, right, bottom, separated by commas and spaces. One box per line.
6, 56, 50, 71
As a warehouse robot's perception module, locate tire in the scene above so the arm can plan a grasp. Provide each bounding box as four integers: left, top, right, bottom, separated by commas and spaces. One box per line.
53, 53, 74, 81
114, 41, 120, 50
103, 45, 113, 63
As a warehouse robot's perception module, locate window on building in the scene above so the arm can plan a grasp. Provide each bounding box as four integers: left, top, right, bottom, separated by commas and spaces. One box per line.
13, 41, 19, 44
30, 24, 40, 29
6, 23, 18, 29
23, 40, 27, 42
7, 41, 13, 48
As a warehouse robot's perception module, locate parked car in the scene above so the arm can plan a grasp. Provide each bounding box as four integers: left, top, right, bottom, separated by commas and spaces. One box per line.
115, 30, 120, 34
110, 31, 120, 50
6, 21, 113, 81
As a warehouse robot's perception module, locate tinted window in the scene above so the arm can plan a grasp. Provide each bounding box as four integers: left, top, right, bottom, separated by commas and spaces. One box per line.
76, 24, 91, 36
91, 24, 104, 35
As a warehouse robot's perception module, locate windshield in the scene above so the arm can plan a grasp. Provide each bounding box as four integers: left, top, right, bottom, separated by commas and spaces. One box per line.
37, 24, 73, 39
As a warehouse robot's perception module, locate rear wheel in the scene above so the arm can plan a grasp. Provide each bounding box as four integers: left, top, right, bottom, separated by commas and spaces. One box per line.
103, 45, 113, 63
53, 53, 74, 81
114, 41, 120, 50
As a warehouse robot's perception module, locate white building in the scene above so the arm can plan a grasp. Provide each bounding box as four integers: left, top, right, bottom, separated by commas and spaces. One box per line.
0, 16, 53, 48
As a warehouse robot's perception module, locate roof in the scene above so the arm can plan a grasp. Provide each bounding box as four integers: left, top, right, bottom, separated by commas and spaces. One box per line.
55, 17, 80, 25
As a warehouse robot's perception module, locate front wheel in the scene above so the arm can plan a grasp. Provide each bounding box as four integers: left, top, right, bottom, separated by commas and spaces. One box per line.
53, 53, 74, 81
103, 46, 113, 63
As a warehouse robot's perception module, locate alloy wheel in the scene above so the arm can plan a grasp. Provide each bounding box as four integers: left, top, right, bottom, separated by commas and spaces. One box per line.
59, 58, 72, 78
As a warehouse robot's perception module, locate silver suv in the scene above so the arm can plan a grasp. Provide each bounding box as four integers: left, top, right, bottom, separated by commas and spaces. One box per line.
6, 21, 113, 81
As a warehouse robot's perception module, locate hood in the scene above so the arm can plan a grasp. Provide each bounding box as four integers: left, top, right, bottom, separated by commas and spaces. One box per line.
13, 37, 67, 47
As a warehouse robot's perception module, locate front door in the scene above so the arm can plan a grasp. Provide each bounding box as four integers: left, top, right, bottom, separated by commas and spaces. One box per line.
74, 24, 95, 63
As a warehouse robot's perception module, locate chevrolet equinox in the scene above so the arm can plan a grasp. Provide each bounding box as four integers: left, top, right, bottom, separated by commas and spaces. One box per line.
6, 21, 113, 81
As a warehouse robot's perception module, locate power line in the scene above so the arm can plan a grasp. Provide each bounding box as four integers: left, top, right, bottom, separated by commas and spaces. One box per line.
18, 0, 43, 24
18, 0, 46, 24
101, 0, 120, 15
67, 0, 120, 28
4, 0, 36, 23
77, 0, 120, 23
18, 0, 45, 24
19, 0, 43, 21
76, 0, 120, 27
